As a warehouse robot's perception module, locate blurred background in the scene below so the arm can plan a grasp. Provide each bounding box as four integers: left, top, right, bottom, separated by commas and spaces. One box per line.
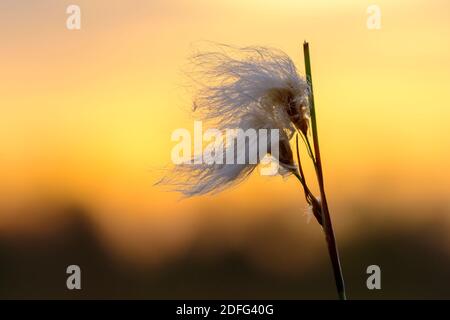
1, 0, 450, 299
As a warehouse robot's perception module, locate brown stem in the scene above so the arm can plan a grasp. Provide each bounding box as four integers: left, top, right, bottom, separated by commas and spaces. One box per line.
294, 134, 322, 225
303, 41, 346, 300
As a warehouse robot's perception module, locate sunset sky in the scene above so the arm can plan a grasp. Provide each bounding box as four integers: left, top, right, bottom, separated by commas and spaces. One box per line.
1, 0, 450, 267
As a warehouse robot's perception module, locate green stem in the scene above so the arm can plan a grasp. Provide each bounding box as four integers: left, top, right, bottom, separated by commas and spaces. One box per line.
303, 41, 346, 300
303, 133, 316, 165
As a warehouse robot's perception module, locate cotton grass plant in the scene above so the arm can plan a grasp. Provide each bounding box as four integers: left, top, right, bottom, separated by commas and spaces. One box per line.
158, 42, 346, 299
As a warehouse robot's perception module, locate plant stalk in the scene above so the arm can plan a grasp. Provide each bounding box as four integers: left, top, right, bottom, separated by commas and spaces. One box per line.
294, 134, 322, 225
303, 41, 346, 300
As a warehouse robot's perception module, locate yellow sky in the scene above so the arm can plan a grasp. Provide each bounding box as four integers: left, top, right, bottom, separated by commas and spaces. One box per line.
1, 0, 450, 262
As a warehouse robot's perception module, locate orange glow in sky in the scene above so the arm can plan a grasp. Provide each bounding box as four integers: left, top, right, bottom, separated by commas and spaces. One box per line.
1, 0, 450, 263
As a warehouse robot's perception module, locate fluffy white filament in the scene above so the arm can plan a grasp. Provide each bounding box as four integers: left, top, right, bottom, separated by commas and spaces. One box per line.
159, 44, 310, 196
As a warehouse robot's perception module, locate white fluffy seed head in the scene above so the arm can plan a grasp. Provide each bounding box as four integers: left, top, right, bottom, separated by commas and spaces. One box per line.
188, 43, 310, 134
159, 44, 310, 196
